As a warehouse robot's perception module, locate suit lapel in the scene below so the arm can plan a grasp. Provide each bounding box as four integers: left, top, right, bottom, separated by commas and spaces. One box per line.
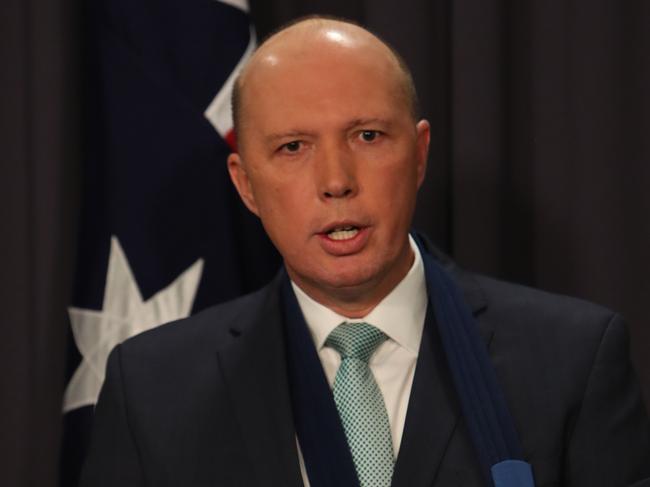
216, 276, 303, 487
391, 303, 462, 487
392, 243, 493, 487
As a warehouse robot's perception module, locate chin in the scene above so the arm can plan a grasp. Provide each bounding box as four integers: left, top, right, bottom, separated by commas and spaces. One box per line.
315, 261, 386, 291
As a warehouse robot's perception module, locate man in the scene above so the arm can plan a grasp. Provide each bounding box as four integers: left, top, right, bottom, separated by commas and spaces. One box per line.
81, 17, 650, 487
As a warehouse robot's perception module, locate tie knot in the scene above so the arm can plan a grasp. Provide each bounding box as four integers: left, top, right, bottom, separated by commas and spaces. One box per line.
325, 322, 388, 362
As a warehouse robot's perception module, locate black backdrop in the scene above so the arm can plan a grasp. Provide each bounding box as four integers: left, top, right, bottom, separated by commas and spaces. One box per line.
1, 0, 649, 486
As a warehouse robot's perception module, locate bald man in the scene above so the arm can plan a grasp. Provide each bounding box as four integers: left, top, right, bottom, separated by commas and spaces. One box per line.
81, 18, 650, 487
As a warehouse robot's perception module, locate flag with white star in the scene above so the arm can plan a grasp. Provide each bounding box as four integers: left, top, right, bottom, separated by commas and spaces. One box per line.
61, 1, 280, 484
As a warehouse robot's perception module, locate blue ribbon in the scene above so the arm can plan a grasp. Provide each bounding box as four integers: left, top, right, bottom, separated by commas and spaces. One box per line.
416, 234, 536, 487
491, 460, 535, 487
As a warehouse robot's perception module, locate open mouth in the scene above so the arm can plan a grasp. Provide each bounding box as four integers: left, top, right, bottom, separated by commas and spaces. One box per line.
317, 223, 369, 255
325, 225, 360, 241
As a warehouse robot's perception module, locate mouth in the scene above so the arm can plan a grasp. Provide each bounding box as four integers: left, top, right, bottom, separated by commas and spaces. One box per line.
325, 225, 360, 241
316, 222, 370, 256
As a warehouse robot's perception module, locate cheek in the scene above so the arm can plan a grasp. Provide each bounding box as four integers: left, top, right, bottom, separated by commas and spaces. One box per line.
371, 158, 420, 224
254, 176, 313, 230
369, 150, 420, 192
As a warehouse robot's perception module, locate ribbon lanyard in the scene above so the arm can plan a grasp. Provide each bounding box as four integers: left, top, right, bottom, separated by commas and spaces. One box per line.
417, 234, 535, 487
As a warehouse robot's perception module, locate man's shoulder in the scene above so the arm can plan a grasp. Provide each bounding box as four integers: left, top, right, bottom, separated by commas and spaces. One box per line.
427, 240, 626, 368
421, 235, 620, 338
464, 270, 626, 372
472, 271, 617, 324
421, 234, 619, 338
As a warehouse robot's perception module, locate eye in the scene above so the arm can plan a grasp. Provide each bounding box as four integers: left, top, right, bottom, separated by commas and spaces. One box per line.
359, 130, 380, 142
279, 141, 302, 153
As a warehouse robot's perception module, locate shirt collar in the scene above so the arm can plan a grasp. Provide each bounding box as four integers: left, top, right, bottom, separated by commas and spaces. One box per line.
291, 235, 427, 355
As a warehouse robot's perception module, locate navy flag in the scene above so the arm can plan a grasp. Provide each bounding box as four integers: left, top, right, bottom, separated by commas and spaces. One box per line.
60, 0, 280, 484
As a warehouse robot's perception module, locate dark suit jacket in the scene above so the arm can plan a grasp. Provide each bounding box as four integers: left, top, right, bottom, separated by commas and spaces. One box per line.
80, 247, 650, 487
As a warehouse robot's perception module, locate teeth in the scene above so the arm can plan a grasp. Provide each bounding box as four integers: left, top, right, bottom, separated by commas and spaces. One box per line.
328, 227, 359, 240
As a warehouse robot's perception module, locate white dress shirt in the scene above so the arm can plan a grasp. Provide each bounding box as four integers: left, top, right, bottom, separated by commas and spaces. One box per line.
291, 236, 428, 485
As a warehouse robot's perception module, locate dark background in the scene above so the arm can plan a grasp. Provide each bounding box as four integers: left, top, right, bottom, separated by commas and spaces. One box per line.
1, 0, 648, 486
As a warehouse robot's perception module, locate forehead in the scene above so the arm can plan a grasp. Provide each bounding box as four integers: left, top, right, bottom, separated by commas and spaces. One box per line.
239, 38, 409, 135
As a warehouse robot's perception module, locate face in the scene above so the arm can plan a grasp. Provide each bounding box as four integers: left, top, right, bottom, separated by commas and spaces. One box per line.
228, 33, 430, 310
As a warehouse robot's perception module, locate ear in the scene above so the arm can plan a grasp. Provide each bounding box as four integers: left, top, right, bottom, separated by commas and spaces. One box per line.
415, 119, 431, 188
227, 152, 260, 216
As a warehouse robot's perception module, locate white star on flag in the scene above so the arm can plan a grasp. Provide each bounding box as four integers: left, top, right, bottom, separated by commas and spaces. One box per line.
63, 236, 204, 412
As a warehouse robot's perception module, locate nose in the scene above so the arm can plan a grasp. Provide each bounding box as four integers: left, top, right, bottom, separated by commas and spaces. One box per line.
316, 142, 358, 200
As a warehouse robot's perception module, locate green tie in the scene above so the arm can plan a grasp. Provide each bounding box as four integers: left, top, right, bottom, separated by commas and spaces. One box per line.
325, 322, 395, 487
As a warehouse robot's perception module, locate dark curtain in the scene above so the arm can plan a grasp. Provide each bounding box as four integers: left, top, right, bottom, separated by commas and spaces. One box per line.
0, 0, 80, 486
0, 0, 648, 486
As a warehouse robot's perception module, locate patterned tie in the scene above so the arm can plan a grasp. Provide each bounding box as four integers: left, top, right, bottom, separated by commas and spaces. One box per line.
325, 322, 394, 487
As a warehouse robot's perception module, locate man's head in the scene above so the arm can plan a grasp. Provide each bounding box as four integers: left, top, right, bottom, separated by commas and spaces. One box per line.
231, 18, 420, 142
227, 17, 430, 316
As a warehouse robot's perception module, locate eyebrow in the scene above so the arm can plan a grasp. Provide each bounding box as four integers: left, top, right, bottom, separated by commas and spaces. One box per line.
344, 118, 393, 130
264, 131, 314, 145
263, 118, 395, 145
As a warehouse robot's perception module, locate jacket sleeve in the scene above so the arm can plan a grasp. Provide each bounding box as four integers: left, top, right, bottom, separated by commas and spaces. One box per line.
566, 314, 650, 486
79, 344, 145, 487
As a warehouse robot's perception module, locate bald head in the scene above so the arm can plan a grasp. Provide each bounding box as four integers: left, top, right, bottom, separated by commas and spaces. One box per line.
231, 17, 418, 149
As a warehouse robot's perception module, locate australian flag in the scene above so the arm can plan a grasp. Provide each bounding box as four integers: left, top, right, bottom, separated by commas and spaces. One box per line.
60, 0, 280, 484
